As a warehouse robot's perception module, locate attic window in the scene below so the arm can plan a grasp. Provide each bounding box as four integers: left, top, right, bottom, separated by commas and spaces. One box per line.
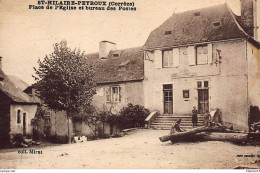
212, 21, 222, 27
165, 31, 172, 35
194, 12, 200, 16
113, 53, 119, 57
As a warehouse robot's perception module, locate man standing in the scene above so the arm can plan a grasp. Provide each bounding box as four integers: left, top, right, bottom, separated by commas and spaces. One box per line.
204, 111, 211, 127
192, 106, 198, 127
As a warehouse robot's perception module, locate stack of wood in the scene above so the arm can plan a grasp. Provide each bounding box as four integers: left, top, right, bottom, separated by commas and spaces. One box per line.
250, 122, 260, 132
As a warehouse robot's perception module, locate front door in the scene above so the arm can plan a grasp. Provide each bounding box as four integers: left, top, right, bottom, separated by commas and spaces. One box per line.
163, 84, 173, 114
23, 113, 26, 136
198, 89, 209, 114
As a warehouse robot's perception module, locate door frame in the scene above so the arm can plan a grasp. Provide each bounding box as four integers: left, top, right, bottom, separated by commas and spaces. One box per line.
196, 79, 211, 114
22, 112, 27, 136
162, 83, 174, 114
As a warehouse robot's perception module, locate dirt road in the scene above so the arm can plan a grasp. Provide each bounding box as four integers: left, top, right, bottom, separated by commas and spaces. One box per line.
0, 129, 259, 169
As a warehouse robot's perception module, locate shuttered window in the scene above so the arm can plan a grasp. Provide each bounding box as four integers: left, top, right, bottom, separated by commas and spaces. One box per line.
196, 45, 208, 65
189, 43, 213, 65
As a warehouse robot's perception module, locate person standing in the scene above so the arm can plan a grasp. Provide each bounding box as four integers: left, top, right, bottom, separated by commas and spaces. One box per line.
204, 111, 211, 127
192, 106, 198, 127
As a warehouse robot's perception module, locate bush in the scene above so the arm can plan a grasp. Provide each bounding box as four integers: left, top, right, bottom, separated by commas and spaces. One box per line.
118, 103, 150, 130
11, 134, 23, 146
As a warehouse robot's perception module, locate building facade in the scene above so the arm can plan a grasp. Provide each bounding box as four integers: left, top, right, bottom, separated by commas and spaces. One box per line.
143, 1, 260, 130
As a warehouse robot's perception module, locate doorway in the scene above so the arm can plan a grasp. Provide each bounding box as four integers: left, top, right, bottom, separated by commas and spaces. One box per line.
198, 89, 209, 114
23, 113, 26, 136
163, 84, 173, 114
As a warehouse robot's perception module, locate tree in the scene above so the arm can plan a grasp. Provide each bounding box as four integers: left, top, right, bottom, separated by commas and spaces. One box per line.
33, 40, 96, 143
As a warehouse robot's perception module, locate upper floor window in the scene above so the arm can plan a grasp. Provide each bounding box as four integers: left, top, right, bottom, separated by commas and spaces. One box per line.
106, 86, 121, 103
197, 80, 209, 88
17, 110, 21, 124
162, 50, 173, 68
196, 44, 208, 65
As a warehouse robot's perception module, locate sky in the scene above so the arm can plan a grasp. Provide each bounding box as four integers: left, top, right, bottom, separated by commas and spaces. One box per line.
0, 0, 243, 85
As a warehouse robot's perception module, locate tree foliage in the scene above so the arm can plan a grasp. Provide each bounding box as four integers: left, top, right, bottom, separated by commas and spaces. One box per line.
33, 40, 96, 115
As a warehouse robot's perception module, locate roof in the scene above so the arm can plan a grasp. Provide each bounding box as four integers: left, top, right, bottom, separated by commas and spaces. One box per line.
86, 47, 144, 84
144, 4, 250, 49
8, 75, 30, 91
0, 69, 39, 104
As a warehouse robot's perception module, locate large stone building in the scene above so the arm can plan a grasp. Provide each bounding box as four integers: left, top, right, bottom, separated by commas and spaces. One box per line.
143, 1, 260, 130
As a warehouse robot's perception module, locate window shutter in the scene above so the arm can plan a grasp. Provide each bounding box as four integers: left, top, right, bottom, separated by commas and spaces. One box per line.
105, 87, 111, 102
172, 48, 179, 67
118, 87, 121, 102
208, 43, 213, 64
188, 46, 196, 66
154, 50, 162, 69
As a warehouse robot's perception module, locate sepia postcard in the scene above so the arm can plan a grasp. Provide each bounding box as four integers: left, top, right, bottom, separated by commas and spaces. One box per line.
0, 0, 260, 171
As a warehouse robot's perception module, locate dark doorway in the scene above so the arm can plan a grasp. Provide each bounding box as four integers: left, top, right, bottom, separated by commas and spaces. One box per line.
198, 89, 209, 114
23, 113, 26, 136
163, 84, 173, 114
73, 118, 82, 136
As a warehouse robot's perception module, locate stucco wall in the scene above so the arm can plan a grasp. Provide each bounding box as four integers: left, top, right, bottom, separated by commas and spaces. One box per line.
10, 104, 38, 135
92, 81, 144, 113
247, 42, 260, 107
144, 39, 249, 130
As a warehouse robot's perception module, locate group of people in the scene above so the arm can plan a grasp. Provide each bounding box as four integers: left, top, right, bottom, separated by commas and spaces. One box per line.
192, 106, 211, 127
170, 106, 214, 134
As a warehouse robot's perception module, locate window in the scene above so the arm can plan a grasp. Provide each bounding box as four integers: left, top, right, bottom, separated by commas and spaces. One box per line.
197, 81, 202, 88
204, 81, 208, 88
112, 87, 119, 102
183, 90, 189, 98
17, 110, 21, 124
196, 45, 208, 65
113, 53, 119, 57
165, 30, 172, 35
162, 50, 173, 67
212, 21, 222, 27
197, 80, 209, 88
105, 86, 120, 103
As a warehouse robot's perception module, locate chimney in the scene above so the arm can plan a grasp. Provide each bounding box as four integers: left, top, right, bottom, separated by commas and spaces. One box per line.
240, 0, 255, 37
99, 41, 117, 59
0, 56, 2, 70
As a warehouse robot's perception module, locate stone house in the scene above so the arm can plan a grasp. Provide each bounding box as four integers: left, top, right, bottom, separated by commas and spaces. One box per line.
143, 1, 260, 130
0, 57, 39, 146
24, 42, 144, 141
87, 41, 144, 113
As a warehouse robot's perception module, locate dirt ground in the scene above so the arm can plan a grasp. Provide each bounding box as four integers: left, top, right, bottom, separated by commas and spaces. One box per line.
0, 129, 259, 169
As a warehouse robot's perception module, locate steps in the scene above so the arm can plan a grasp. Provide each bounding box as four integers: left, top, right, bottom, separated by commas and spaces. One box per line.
150, 114, 205, 130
